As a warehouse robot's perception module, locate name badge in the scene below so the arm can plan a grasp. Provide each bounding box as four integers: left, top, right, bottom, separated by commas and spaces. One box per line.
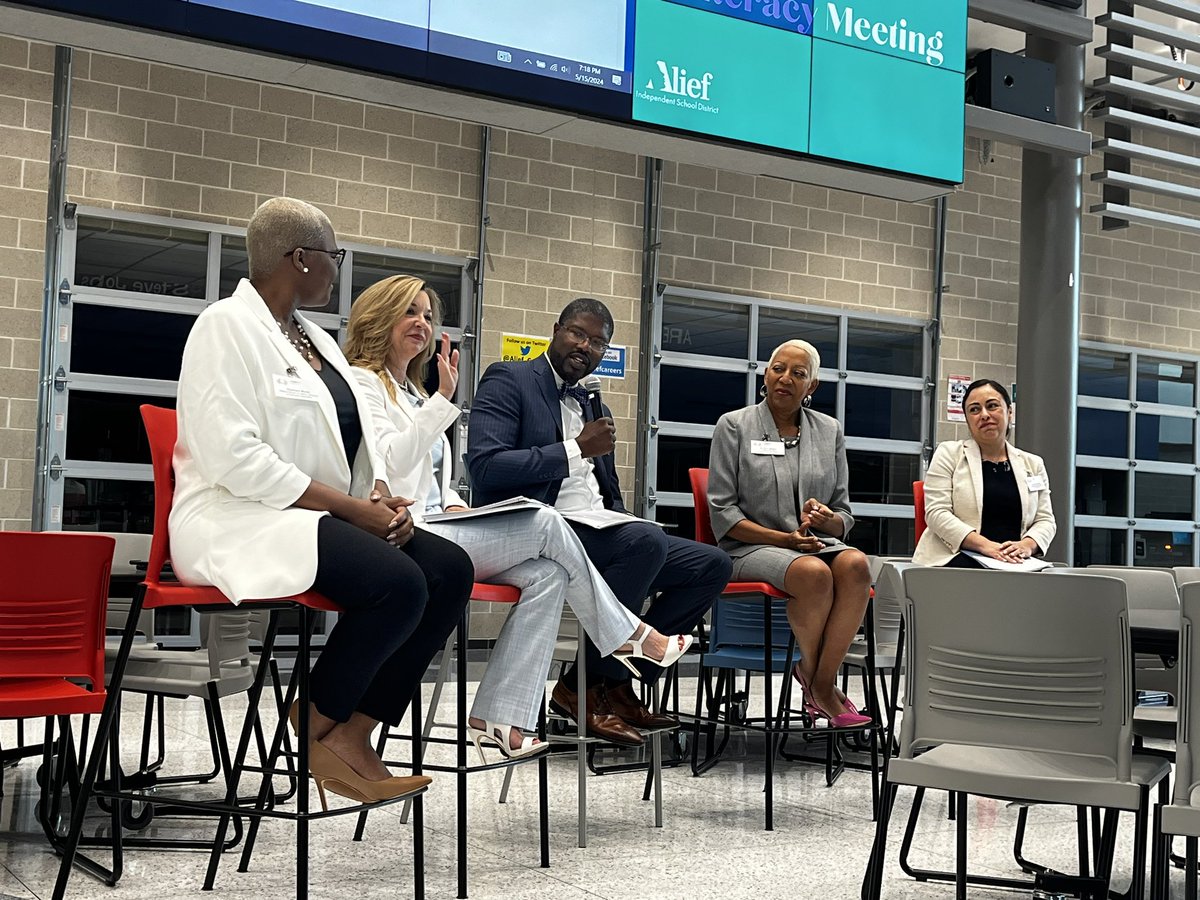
1026, 475, 1047, 492
273, 373, 320, 402
751, 440, 784, 457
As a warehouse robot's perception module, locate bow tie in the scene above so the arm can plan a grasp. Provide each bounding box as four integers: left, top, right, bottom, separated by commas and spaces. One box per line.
559, 383, 589, 406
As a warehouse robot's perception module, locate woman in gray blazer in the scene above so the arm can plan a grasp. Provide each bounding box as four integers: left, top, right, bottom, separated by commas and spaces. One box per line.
708, 340, 872, 728
913, 379, 1056, 567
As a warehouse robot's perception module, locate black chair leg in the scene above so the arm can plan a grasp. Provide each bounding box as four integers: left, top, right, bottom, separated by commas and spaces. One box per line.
955, 792, 968, 900
862, 781, 898, 900
51, 588, 144, 900
537, 699, 550, 869
411, 689, 425, 900
1187, 836, 1198, 900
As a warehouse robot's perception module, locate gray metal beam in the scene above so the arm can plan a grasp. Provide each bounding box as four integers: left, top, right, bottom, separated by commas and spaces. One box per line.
1097, 13, 1200, 55
1095, 43, 1200, 85
1094, 105, 1200, 140
1095, 75, 1200, 117
967, 0, 1092, 44
1089, 202, 1200, 234
1131, 0, 1200, 21
1093, 137, 1200, 176
1091, 169, 1200, 204
965, 104, 1093, 157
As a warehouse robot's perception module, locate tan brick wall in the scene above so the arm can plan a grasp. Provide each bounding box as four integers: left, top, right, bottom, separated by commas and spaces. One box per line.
3, 36, 1200, 531
1080, 124, 1200, 353
0, 36, 51, 530
483, 131, 644, 484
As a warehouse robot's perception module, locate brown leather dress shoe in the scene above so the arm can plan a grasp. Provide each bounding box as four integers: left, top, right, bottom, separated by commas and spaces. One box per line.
605, 681, 680, 730
550, 679, 643, 746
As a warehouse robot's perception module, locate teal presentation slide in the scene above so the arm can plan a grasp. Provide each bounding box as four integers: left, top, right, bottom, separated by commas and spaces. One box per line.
633, 0, 811, 154
808, 39, 965, 182
632, 0, 967, 183
811, 0, 967, 73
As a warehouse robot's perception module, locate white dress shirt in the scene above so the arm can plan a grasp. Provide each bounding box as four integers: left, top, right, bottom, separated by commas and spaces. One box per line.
547, 363, 628, 525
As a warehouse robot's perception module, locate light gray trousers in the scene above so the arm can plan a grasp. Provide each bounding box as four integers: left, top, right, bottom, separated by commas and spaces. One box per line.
423, 506, 637, 730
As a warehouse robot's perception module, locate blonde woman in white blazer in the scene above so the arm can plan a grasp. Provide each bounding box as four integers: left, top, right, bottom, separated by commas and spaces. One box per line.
346, 276, 692, 758
913, 379, 1057, 567
171, 198, 474, 807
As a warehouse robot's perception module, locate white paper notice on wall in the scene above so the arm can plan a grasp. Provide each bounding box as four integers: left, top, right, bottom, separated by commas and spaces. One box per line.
54, 414, 64, 431
50, 506, 61, 524
947, 374, 971, 423
58, 324, 68, 342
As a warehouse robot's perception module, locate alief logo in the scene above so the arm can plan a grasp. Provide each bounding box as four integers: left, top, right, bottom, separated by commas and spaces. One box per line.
648, 60, 715, 100
825, 3, 945, 67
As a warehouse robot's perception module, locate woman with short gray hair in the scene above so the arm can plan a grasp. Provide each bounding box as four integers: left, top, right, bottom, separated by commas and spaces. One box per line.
170, 196, 473, 807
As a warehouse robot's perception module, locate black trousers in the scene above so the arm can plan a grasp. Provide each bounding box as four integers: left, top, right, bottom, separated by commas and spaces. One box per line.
568, 521, 731, 685
308, 517, 474, 724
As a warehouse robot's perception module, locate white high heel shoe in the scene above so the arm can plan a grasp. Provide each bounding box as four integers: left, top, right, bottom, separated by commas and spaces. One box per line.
466, 721, 550, 764
611, 627, 694, 678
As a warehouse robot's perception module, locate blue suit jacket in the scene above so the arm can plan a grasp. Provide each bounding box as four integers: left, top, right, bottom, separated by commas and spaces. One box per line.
467, 355, 627, 512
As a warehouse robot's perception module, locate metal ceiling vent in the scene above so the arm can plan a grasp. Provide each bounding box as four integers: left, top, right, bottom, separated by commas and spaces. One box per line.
1093, 0, 1200, 234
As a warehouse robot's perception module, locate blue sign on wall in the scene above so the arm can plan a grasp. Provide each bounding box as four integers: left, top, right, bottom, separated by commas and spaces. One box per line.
595, 345, 627, 378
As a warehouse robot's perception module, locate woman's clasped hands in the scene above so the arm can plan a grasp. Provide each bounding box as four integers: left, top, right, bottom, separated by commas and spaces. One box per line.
352, 486, 416, 547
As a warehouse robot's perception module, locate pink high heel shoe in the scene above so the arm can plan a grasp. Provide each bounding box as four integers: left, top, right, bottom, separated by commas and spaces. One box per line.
791, 664, 871, 728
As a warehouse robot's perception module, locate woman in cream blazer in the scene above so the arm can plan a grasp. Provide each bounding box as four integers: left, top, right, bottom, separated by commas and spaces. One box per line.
913, 379, 1057, 567
171, 198, 473, 807
346, 275, 690, 759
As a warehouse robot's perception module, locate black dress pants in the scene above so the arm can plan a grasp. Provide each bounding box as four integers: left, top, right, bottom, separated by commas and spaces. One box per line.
308, 517, 474, 725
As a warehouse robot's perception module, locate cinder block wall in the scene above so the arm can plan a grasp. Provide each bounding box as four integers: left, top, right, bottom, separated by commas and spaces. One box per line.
3, 36, 1200, 533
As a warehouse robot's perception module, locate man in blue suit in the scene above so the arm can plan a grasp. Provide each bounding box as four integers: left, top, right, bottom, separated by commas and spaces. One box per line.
468, 298, 731, 741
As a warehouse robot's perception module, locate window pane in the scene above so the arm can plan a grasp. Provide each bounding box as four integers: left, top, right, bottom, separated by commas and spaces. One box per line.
661, 296, 748, 358
62, 478, 154, 533
1077, 409, 1128, 457
350, 253, 463, 328
846, 320, 922, 377
654, 503, 697, 542
1135, 530, 1193, 567
1135, 414, 1194, 463
656, 436, 712, 495
1134, 472, 1194, 521
1137, 357, 1195, 407
1078, 349, 1129, 400
847, 451, 920, 505
660, 366, 744, 426
844, 385, 921, 442
70, 305, 196, 381
66, 392, 175, 465
220, 234, 340, 313
756, 309, 838, 366
1075, 468, 1127, 517
75, 217, 207, 299
847, 516, 915, 556
1074, 527, 1126, 566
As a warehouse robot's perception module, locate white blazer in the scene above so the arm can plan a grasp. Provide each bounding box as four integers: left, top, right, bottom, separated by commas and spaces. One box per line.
350, 368, 466, 525
169, 279, 385, 603
912, 438, 1057, 567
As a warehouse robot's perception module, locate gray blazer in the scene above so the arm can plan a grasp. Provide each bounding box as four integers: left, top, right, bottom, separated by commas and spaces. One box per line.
708, 402, 854, 559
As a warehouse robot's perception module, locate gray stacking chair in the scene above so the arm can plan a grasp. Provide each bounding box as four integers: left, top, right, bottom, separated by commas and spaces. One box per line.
1174, 568, 1200, 588
1155, 583, 1200, 899
862, 568, 1170, 900
1080, 567, 1182, 738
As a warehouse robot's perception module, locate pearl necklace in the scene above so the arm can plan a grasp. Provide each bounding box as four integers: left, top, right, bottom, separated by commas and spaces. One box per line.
277, 316, 315, 362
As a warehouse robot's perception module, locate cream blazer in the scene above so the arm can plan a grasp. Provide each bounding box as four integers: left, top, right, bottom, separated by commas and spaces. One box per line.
350, 368, 466, 525
912, 438, 1057, 567
169, 279, 385, 603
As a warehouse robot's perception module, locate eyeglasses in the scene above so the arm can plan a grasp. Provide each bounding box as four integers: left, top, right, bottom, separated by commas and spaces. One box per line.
562, 324, 610, 355
286, 247, 346, 269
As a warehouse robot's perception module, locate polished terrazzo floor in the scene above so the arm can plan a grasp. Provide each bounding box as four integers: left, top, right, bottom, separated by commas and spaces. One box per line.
0, 677, 1180, 899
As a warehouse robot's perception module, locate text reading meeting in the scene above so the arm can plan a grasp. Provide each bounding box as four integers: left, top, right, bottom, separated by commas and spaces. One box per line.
634, 0, 967, 182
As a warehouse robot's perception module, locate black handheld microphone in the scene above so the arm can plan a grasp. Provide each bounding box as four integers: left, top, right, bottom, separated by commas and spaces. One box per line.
582, 375, 604, 421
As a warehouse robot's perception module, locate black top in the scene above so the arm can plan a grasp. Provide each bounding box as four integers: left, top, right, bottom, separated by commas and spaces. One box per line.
314, 355, 362, 468
979, 460, 1021, 544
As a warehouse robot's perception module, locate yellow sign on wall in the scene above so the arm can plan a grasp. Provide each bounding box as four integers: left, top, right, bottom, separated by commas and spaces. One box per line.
500, 333, 549, 363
